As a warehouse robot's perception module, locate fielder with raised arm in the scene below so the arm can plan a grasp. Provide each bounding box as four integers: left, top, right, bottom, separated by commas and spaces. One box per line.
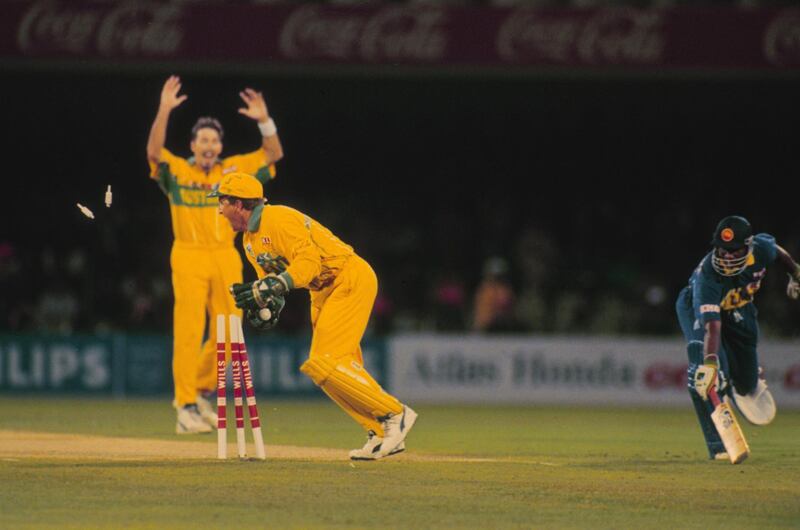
210, 172, 418, 460
146, 76, 284, 434
676, 215, 800, 461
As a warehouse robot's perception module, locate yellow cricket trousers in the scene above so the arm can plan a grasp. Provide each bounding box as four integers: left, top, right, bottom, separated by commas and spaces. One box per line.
171, 244, 242, 407
305, 255, 402, 435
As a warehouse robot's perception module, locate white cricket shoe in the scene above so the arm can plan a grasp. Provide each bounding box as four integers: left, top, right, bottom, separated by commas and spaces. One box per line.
196, 391, 219, 427
377, 405, 417, 458
349, 430, 405, 461
713, 452, 729, 461
176, 404, 213, 434
732, 372, 776, 426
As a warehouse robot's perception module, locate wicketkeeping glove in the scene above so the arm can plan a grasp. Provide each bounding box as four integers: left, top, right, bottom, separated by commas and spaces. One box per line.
245, 294, 285, 330
256, 253, 289, 275
230, 273, 290, 311
694, 356, 719, 401
787, 273, 800, 300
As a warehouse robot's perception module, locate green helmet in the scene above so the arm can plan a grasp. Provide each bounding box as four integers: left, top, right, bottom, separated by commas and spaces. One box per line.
710, 215, 753, 276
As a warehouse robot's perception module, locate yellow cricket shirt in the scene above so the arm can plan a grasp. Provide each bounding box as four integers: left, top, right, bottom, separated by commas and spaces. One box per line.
243, 204, 354, 291
150, 148, 275, 248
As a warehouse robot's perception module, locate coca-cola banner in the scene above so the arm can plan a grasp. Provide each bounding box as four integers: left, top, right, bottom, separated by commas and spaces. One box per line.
2, 1, 800, 69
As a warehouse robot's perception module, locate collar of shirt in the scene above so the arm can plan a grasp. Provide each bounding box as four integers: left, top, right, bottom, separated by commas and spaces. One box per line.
248, 202, 264, 232
187, 156, 221, 168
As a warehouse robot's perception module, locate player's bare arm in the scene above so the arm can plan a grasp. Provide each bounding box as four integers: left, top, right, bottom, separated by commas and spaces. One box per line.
692, 320, 722, 400
776, 245, 800, 299
146, 75, 189, 172
703, 320, 721, 360
775, 245, 800, 275
238, 88, 284, 165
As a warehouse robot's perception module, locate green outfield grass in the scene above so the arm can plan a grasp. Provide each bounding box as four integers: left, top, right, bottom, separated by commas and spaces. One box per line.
1, 397, 798, 529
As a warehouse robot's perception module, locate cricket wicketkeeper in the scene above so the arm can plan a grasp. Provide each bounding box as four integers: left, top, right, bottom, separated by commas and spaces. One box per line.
210, 172, 418, 460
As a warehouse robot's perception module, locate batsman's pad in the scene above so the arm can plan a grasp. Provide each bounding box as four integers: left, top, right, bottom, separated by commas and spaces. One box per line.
686, 340, 704, 364
687, 341, 728, 397
319, 385, 384, 436
732, 383, 776, 426
300, 356, 402, 419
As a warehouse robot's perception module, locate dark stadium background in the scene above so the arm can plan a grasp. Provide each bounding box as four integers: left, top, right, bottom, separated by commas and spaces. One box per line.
3, 68, 800, 337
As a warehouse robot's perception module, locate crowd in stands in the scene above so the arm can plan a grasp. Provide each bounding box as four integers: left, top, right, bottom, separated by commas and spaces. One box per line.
4, 58, 798, 340
2, 204, 798, 338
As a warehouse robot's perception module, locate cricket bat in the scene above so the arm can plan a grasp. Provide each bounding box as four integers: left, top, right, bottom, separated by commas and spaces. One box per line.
709, 387, 750, 464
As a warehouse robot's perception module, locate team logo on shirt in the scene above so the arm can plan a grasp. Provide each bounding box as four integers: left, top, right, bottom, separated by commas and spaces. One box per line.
245, 243, 255, 258
186, 181, 214, 190
222, 166, 238, 175
261, 236, 271, 246
720, 280, 762, 311
176, 182, 216, 206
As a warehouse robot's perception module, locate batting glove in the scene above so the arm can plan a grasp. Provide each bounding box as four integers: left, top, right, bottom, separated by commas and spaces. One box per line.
230, 273, 291, 311
694, 356, 719, 401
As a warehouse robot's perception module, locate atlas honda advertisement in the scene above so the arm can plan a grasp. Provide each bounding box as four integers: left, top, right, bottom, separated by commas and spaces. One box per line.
388, 336, 800, 408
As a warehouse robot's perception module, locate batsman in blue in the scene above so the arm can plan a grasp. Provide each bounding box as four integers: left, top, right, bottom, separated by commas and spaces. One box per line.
676, 215, 800, 460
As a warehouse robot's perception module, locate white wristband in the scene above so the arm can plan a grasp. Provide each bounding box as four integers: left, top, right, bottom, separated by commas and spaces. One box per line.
258, 118, 277, 137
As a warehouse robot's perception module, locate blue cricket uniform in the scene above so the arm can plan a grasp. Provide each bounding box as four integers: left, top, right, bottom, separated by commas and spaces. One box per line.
677, 233, 777, 393
675, 233, 778, 457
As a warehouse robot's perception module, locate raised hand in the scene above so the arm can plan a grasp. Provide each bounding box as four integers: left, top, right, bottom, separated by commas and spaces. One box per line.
238, 88, 269, 123
787, 274, 800, 300
160, 75, 188, 112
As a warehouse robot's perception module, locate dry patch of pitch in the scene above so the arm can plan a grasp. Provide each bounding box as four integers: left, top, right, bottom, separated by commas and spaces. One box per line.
0, 430, 559, 465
